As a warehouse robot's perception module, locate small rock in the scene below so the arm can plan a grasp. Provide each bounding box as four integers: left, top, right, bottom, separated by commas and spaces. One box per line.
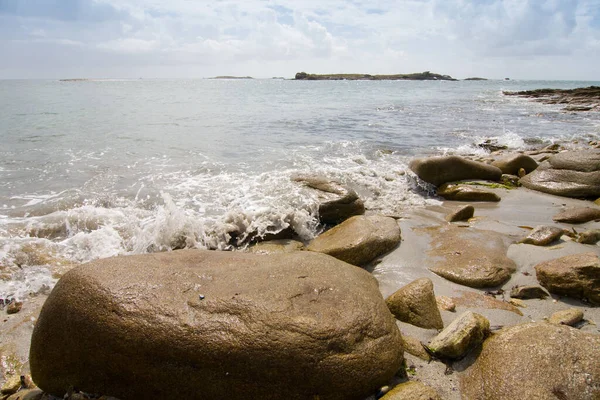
553, 207, 600, 224
409, 156, 502, 187
491, 153, 538, 175
19, 376, 35, 390
577, 229, 600, 244
500, 174, 520, 186
379, 381, 442, 400
508, 298, 526, 308
517, 168, 527, 178
6, 389, 45, 400
401, 335, 431, 361
1, 375, 21, 395
437, 183, 501, 202
6, 301, 23, 315
436, 295, 456, 312
548, 308, 584, 326
445, 205, 474, 222
518, 225, 564, 246
426, 311, 490, 359
509, 285, 548, 300
385, 278, 444, 329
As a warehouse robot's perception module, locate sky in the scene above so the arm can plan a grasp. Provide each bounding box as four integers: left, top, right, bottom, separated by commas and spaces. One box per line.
0, 0, 599, 80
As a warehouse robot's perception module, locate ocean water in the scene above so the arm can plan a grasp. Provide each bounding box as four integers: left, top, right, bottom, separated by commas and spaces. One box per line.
1, 78, 600, 299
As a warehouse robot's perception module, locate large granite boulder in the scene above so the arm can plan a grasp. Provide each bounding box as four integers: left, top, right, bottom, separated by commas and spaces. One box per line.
409, 156, 502, 187
30, 250, 404, 400
461, 323, 600, 399
491, 154, 538, 175
292, 175, 365, 225
534, 252, 600, 305
427, 226, 516, 288
520, 150, 600, 198
307, 215, 401, 266
385, 278, 444, 330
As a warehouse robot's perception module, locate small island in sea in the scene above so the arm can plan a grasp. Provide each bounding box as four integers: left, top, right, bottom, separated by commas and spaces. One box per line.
464, 77, 488, 81
294, 71, 457, 81
209, 76, 254, 79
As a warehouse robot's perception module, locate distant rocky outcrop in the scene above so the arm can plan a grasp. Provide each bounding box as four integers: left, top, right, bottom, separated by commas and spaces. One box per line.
504, 86, 600, 111
294, 71, 457, 81
464, 77, 487, 81
209, 76, 253, 79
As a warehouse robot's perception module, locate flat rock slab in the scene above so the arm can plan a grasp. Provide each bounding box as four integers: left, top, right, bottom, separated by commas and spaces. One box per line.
553, 207, 600, 224
307, 215, 401, 266
30, 250, 404, 400
518, 225, 564, 246
534, 252, 600, 305
520, 150, 600, 198
385, 278, 444, 329
409, 156, 502, 187
461, 322, 600, 399
426, 226, 516, 288
437, 184, 501, 202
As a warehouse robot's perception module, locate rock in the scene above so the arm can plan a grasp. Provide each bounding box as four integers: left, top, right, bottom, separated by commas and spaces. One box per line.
461, 322, 600, 399
401, 335, 431, 361
491, 154, 538, 175
1, 376, 21, 395
445, 205, 474, 222
426, 311, 490, 359
509, 285, 548, 300
517, 168, 526, 178
6, 301, 22, 315
437, 184, 500, 202
307, 215, 401, 266
451, 291, 523, 316
577, 229, 600, 244
518, 225, 564, 246
553, 207, 600, 223
535, 252, 600, 305
428, 226, 516, 288
520, 150, 600, 198
508, 298, 526, 308
436, 296, 456, 312
248, 239, 304, 254
292, 175, 365, 225
548, 308, 584, 326
500, 174, 520, 187
379, 381, 442, 400
385, 278, 444, 329
30, 250, 404, 400
6, 389, 45, 400
409, 156, 502, 187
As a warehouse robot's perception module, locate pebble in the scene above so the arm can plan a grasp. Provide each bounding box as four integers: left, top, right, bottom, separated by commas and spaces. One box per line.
6, 301, 23, 315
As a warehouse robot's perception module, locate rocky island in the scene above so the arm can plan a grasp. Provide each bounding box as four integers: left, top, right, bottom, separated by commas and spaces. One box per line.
504, 86, 600, 111
294, 71, 457, 81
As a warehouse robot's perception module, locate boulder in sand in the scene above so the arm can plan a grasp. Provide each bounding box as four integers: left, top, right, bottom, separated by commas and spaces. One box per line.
426, 311, 489, 359
427, 226, 516, 288
30, 250, 405, 400
577, 228, 600, 244
385, 278, 444, 329
292, 175, 365, 225
553, 207, 600, 223
461, 323, 600, 399
548, 308, 584, 326
520, 150, 600, 198
509, 285, 548, 300
518, 225, 564, 246
437, 184, 501, 202
445, 204, 474, 222
491, 153, 538, 175
380, 381, 442, 400
534, 252, 600, 305
409, 156, 502, 187
307, 215, 401, 266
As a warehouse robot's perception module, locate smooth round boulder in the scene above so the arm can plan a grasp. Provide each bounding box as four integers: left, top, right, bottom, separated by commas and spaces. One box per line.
385, 278, 444, 329
30, 250, 404, 400
491, 153, 538, 175
307, 215, 401, 266
461, 323, 600, 399
445, 204, 475, 222
534, 252, 600, 305
409, 156, 502, 187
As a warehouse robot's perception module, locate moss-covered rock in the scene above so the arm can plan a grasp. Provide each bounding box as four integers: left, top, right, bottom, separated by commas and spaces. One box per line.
426, 311, 489, 359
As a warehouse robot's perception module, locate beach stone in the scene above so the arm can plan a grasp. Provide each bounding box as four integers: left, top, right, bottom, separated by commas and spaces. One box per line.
29, 250, 404, 400
445, 205, 474, 222
248, 239, 304, 254
409, 156, 502, 187
518, 225, 564, 246
379, 381, 442, 400
402, 335, 431, 361
436, 295, 456, 312
461, 322, 600, 400
437, 184, 501, 202
307, 215, 401, 266
491, 154, 538, 175
517, 168, 526, 178
426, 311, 489, 359
508, 298, 526, 308
509, 285, 548, 300
553, 207, 600, 223
428, 226, 516, 288
500, 173, 520, 187
6, 301, 22, 315
520, 150, 600, 198
534, 252, 600, 305
385, 278, 444, 329
292, 175, 365, 225
548, 308, 584, 326
577, 229, 600, 244
1, 375, 21, 395
6, 389, 45, 400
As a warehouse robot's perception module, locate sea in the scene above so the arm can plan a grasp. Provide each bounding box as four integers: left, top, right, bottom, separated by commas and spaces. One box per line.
1, 78, 600, 300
